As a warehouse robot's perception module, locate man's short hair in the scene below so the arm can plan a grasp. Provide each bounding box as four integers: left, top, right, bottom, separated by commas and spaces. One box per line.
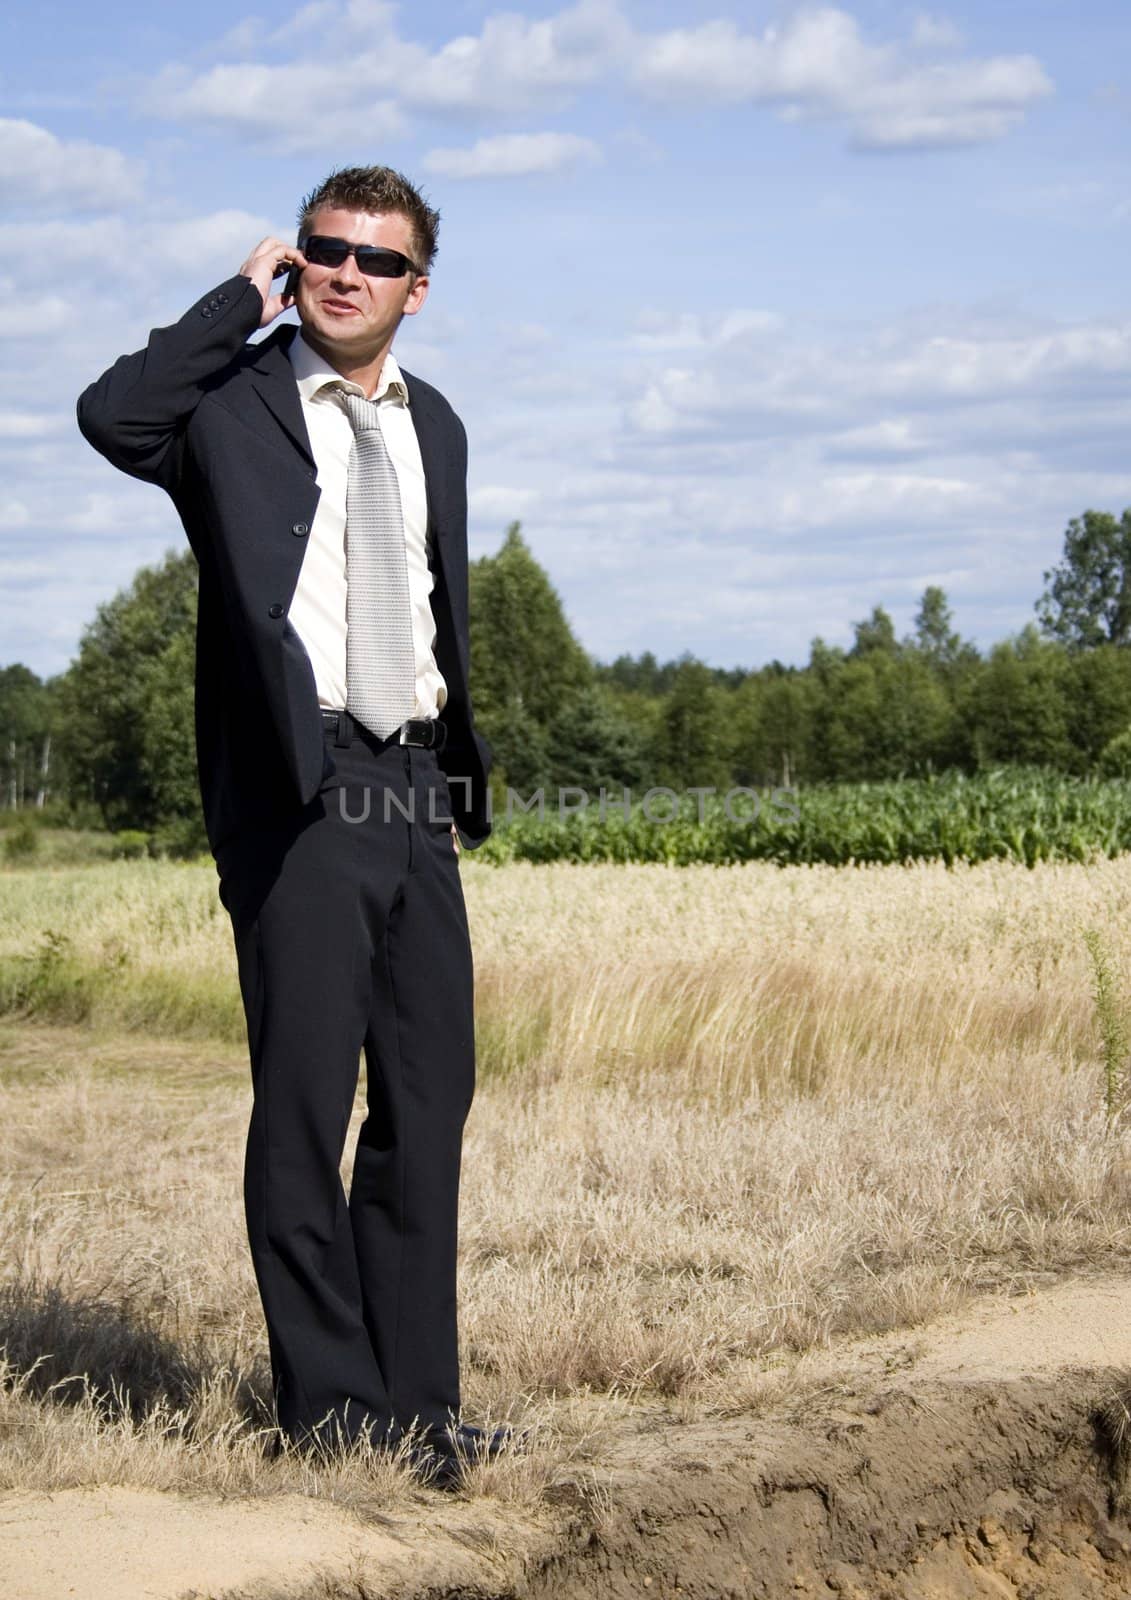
297, 166, 440, 274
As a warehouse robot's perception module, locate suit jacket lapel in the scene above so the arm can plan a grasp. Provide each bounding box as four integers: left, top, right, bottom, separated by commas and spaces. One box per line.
224, 335, 452, 568
235, 334, 446, 516
241, 324, 317, 471
403, 370, 450, 559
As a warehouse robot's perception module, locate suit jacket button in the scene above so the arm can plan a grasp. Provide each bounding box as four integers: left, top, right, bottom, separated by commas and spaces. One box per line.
268, 603, 284, 619
217, 293, 228, 305
201, 307, 213, 318
291, 522, 309, 537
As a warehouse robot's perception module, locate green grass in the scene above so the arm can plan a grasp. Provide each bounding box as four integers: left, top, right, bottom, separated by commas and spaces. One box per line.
0, 825, 124, 869
0, 858, 242, 1039
1083, 927, 1131, 1120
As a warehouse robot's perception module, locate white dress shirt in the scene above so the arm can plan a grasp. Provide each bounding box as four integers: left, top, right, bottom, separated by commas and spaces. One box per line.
286, 331, 447, 720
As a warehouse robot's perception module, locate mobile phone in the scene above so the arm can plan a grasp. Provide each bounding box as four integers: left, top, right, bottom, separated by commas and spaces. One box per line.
272, 258, 302, 299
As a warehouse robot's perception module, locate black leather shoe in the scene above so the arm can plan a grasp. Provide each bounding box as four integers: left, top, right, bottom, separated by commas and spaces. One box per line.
446, 1421, 516, 1460
393, 1419, 524, 1488
405, 1435, 466, 1491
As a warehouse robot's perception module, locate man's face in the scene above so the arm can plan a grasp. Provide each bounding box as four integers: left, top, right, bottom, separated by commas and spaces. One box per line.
295, 207, 428, 360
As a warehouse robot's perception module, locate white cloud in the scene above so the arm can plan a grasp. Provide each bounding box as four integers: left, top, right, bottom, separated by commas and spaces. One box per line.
632, 7, 1051, 150
849, 57, 1053, 150
5, 210, 280, 291
0, 412, 66, 440
144, 62, 405, 151
402, 0, 630, 112
142, 2, 1045, 154
506, 323, 554, 349
142, 210, 284, 276
470, 485, 541, 520
618, 315, 1131, 455
826, 418, 930, 456
423, 131, 601, 179
271, 0, 350, 42
0, 499, 32, 529
144, 0, 627, 142
631, 308, 780, 351
911, 13, 964, 50
871, 324, 1131, 398
0, 281, 73, 337
0, 119, 142, 213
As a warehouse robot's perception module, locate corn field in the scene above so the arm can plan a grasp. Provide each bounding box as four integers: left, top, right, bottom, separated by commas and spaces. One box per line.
477, 767, 1131, 867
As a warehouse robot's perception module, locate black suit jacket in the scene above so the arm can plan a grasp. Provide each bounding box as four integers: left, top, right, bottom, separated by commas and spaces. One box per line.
76, 274, 491, 855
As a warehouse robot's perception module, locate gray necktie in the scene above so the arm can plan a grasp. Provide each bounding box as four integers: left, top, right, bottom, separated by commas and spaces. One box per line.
340, 389, 416, 738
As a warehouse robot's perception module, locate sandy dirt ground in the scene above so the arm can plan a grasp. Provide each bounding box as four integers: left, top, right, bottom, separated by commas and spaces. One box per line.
4, 1274, 1131, 1600
0, 1478, 560, 1600
850, 1273, 1131, 1383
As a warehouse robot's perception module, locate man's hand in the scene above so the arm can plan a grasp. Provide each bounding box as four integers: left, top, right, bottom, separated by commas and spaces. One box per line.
238, 237, 308, 329
451, 823, 460, 857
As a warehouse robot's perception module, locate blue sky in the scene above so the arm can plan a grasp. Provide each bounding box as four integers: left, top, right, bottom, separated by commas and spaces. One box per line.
4, 0, 1131, 676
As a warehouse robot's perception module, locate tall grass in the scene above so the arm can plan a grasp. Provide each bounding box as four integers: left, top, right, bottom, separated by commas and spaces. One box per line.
1, 854, 1126, 1102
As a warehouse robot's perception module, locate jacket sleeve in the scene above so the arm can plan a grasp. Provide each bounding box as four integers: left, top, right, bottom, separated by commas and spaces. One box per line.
76, 274, 265, 493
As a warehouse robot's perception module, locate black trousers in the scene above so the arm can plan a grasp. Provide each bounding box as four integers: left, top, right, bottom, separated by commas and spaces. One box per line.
214, 718, 475, 1447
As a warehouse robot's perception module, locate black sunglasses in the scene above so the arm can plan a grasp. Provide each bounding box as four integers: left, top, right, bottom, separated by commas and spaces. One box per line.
298, 235, 421, 278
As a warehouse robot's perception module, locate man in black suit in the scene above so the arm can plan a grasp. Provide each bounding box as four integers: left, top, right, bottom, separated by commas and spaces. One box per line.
77, 166, 499, 1484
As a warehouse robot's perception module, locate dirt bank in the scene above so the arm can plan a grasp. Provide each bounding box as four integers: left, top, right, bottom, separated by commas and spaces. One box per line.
525, 1275, 1131, 1600
4, 1276, 1131, 1599
536, 1368, 1130, 1599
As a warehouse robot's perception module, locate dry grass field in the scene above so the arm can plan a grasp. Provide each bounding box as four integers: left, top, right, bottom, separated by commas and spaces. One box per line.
2, 854, 1131, 1538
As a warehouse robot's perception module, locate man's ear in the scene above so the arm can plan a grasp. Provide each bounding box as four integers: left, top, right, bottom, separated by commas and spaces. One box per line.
404, 274, 429, 316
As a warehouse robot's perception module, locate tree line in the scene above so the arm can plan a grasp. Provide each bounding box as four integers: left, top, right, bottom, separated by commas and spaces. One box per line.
7, 509, 1131, 852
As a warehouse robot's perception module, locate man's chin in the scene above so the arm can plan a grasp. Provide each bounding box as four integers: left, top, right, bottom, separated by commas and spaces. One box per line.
301, 307, 368, 345
298, 323, 365, 367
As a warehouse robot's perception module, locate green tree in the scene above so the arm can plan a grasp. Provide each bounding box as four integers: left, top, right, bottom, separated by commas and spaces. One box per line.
468, 522, 594, 789
732, 669, 817, 787
0, 664, 54, 809
808, 635, 847, 684
849, 605, 898, 657
911, 585, 978, 672
595, 680, 663, 774
963, 625, 1074, 769
815, 651, 955, 781
650, 657, 734, 790
1036, 509, 1131, 649
603, 651, 660, 695
546, 683, 649, 791
56, 547, 199, 831
1065, 645, 1131, 769
469, 522, 593, 723
138, 628, 199, 821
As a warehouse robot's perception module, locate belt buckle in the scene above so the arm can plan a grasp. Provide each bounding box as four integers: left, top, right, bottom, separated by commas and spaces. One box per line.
398, 719, 439, 749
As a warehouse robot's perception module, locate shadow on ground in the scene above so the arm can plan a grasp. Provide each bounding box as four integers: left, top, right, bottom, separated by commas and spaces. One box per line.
0, 1279, 270, 1426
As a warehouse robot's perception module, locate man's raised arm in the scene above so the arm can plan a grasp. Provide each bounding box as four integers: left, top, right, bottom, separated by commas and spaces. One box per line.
75, 237, 306, 491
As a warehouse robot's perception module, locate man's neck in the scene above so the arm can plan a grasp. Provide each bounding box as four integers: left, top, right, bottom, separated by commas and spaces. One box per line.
299, 329, 395, 400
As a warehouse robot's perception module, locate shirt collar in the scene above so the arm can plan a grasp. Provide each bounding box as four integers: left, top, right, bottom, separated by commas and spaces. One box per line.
289, 330, 410, 406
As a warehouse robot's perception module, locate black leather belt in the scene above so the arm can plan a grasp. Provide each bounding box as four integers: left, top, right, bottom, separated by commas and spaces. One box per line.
321, 708, 447, 752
